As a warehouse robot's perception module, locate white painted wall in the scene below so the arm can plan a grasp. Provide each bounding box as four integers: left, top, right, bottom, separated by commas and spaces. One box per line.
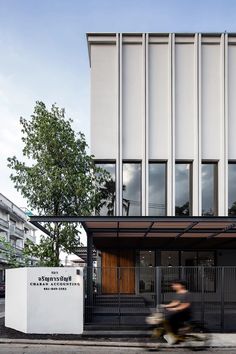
148, 43, 169, 159
228, 44, 236, 159
91, 44, 118, 159
5, 267, 83, 334
122, 44, 144, 159
201, 43, 221, 159
5, 268, 27, 333
175, 43, 195, 159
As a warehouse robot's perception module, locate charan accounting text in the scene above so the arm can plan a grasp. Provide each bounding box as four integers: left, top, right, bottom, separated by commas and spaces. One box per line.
29, 271, 80, 291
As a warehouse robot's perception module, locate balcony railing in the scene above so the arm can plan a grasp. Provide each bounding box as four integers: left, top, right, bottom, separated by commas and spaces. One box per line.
0, 218, 9, 230
9, 225, 24, 239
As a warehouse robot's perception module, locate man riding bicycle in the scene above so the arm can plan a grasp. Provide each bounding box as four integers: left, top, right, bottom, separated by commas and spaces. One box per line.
161, 279, 192, 344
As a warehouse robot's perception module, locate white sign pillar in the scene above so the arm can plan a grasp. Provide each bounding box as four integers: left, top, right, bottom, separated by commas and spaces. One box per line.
5, 267, 83, 334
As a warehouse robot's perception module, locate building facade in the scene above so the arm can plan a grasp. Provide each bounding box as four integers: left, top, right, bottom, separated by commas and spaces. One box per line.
87, 32, 236, 271
88, 32, 236, 218
0, 193, 37, 281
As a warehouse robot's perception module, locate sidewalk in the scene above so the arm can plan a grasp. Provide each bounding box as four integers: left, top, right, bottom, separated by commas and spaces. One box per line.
0, 334, 236, 348
1, 317, 236, 348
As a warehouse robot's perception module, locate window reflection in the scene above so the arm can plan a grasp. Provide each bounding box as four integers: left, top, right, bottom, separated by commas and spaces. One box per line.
228, 163, 236, 215
161, 251, 179, 267
123, 162, 141, 216
181, 251, 198, 266
139, 251, 155, 293
198, 251, 215, 266
175, 163, 192, 216
202, 163, 218, 216
96, 163, 116, 216
160, 251, 215, 267
149, 163, 166, 216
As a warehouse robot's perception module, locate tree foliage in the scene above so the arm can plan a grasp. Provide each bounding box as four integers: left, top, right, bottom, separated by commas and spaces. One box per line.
0, 235, 31, 268
7, 101, 110, 266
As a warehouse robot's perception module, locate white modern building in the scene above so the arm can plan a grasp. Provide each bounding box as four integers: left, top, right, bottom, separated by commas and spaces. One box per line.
0, 193, 37, 281
74, 33, 236, 331
30, 33, 236, 331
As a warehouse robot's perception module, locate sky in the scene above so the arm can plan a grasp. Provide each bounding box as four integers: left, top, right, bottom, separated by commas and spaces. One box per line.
1, 0, 236, 210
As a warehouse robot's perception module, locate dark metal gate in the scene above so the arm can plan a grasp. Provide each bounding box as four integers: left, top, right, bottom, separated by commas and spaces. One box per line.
84, 266, 236, 331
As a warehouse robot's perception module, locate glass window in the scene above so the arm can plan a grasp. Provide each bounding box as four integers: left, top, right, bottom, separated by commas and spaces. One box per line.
175, 163, 192, 216
198, 251, 215, 266
122, 162, 141, 216
139, 251, 155, 293
228, 163, 236, 215
181, 251, 198, 266
139, 250, 155, 267
161, 251, 179, 266
202, 163, 218, 216
149, 162, 166, 216
96, 163, 116, 216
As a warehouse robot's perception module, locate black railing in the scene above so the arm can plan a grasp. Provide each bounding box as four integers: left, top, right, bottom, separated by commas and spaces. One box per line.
84, 266, 236, 331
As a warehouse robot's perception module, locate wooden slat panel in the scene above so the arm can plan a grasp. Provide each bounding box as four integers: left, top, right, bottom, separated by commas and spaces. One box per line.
119, 250, 135, 294
101, 250, 118, 294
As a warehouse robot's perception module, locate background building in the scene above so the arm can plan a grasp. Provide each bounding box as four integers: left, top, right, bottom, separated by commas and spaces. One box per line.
0, 193, 37, 281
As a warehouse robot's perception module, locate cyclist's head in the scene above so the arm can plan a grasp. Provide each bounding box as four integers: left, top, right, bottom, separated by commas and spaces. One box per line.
171, 279, 187, 291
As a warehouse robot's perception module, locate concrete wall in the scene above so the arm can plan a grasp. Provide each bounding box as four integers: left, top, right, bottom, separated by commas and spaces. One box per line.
5, 267, 83, 334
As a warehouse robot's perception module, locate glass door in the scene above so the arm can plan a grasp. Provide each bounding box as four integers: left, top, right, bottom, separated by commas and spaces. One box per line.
139, 251, 155, 293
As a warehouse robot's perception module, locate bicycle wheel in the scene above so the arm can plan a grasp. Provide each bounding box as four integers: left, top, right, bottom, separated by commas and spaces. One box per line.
186, 321, 211, 351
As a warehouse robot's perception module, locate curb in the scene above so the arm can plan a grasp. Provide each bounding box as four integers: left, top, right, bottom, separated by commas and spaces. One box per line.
0, 338, 236, 349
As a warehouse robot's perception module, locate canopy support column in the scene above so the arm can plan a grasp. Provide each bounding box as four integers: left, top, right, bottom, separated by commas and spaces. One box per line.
87, 232, 93, 320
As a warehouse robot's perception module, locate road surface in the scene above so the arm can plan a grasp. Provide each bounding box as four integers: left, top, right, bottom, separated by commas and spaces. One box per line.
0, 344, 235, 354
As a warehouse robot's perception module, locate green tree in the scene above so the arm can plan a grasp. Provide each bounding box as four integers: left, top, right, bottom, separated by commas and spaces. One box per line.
7, 101, 109, 266
0, 235, 31, 268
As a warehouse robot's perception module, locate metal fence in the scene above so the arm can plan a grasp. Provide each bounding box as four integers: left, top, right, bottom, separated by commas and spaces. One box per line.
84, 266, 236, 331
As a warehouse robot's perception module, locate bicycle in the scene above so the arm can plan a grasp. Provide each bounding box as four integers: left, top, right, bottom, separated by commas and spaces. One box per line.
146, 306, 211, 351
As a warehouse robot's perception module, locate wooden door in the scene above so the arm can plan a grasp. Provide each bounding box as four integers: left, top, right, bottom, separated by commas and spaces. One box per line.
101, 250, 118, 294
101, 250, 135, 294
119, 250, 135, 294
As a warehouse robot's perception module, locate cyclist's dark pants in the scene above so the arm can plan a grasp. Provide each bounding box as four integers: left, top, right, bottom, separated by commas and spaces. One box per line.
166, 308, 191, 335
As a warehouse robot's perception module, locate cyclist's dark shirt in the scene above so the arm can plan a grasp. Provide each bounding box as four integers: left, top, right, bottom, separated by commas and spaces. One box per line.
174, 291, 191, 308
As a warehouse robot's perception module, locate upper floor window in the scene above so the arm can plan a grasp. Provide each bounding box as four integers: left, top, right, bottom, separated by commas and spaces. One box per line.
123, 162, 141, 216
149, 162, 166, 216
228, 162, 236, 215
202, 162, 218, 216
175, 162, 192, 216
95, 162, 116, 216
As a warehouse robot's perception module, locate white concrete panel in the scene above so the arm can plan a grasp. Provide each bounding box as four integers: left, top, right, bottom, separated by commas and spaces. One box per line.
5, 267, 83, 334
122, 44, 143, 159
228, 45, 236, 159
91, 44, 118, 159
201, 44, 221, 159
148, 44, 169, 159
175, 44, 195, 159
5, 268, 27, 333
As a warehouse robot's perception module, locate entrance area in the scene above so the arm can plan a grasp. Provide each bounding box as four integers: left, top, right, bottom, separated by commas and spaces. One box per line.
28, 215, 236, 331
85, 265, 236, 331
99, 249, 216, 295
101, 250, 135, 294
